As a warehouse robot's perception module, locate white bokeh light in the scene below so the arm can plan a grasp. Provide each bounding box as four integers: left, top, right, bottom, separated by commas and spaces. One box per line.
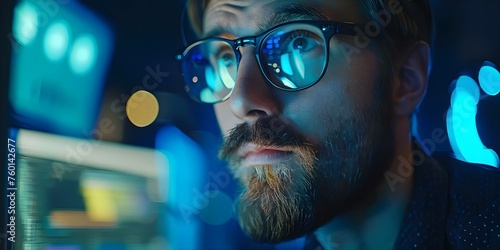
44, 21, 71, 61
12, 1, 39, 46
69, 34, 98, 74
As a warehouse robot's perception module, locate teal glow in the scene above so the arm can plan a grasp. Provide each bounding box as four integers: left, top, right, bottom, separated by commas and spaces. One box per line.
479, 66, 500, 96
280, 53, 293, 75
155, 125, 205, 250
200, 87, 218, 103
69, 34, 98, 74
447, 76, 499, 167
205, 66, 216, 90
280, 77, 297, 89
450, 76, 479, 111
218, 62, 235, 89
12, 1, 38, 46
44, 21, 71, 61
292, 50, 306, 79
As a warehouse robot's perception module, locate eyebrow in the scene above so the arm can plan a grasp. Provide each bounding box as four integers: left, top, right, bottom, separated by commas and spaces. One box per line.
203, 4, 332, 39
258, 4, 332, 33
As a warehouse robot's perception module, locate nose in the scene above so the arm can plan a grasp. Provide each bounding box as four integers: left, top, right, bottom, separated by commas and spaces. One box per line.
228, 46, 281, 121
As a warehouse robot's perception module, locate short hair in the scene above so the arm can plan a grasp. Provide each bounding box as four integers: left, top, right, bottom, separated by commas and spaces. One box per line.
187, 0, 432, 45
361, 0, 433, 69
187, 0, 206, 36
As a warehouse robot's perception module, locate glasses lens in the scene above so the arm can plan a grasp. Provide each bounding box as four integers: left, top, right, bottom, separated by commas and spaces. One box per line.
182, 40, 238, 103
260, 23, 327, 90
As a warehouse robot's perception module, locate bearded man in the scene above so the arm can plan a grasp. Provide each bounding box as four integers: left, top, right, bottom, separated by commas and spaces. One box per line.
176, 0, 500, 248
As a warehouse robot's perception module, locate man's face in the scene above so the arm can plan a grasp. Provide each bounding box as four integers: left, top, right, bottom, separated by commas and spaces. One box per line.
205, 0, 396, 243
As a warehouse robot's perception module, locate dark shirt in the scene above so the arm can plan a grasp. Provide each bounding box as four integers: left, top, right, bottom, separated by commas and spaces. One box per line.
304, 149, 500, 249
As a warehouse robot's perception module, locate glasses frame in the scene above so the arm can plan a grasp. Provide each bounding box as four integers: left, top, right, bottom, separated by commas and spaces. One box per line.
176, 20, 360, 103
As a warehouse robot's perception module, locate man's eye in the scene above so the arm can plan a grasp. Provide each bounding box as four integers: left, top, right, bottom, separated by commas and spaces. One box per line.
292, 37, 309, 51
284, 31, 322, 54
219, 53, 236, 67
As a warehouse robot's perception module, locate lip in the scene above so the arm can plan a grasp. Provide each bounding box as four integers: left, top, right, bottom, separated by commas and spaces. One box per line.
238, 143, 293, 166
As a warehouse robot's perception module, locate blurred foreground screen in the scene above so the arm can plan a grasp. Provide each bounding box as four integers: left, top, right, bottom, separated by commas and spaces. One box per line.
15, 129, 166, 249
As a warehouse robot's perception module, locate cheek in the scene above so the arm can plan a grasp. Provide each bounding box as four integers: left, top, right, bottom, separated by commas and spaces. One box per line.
284, 85, 350, 144
327, 37, 382, 105
283, 39, 381, 141
214, 102, 243, 136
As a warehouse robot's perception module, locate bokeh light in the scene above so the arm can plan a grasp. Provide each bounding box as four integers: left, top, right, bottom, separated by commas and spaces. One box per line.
126, 90, 159, 127
69, 34, 98, 74
447, 76, 499, 167
12, 1, 39, 46
44, 20, 71, 61
479, 65, 500, 96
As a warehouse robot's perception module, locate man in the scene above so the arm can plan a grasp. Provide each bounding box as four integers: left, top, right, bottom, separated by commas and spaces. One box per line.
176, 0, 500, 248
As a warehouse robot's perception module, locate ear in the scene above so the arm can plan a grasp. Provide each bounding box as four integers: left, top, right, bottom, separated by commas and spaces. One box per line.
393, 42, 430, 117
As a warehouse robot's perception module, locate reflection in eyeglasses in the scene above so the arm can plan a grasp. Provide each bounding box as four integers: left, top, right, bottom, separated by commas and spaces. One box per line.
205, 66, 221, 91
218, 58, 236, 89
200, 87, 219, 103
279, 54, 293, 76
280, 77, 298, 89
292, 50, 306, 79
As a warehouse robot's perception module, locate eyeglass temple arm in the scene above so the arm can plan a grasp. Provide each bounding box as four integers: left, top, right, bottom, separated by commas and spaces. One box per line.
333, 22, 358, 36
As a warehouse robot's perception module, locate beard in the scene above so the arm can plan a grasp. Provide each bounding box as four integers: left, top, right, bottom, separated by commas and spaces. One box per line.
218, 82, 395, 243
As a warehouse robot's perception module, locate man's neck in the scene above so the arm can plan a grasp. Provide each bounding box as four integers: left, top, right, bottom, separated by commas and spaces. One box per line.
314, 132, 415, 250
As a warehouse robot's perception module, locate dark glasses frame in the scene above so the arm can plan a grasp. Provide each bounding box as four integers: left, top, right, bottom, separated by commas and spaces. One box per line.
176, 20, 360, 103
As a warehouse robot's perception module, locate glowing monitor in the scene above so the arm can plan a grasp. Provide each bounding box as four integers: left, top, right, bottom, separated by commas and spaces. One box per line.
9, 0, 113, 137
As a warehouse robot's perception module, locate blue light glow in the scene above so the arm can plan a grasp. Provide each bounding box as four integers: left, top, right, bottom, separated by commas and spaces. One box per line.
9, 0, 114, 137
280, 77, 297, 89
44, 21, 71, 61
292, 50, 305, 79
447, 75, 499, 167
12, 1, 39, 46
280, 53, 293, 75
69, 34, 98, 74
200, 87, 218, 103
218, 62, 235, 89
478, 65, 500, 96
155, 126, 206, 250
205, 67, 219, 90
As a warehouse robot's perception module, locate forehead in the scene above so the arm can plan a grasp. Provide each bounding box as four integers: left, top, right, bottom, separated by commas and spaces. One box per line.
203, 0, 366, 38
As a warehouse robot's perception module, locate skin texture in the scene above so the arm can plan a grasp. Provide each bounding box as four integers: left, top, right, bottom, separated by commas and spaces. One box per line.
202, 0, 430, 246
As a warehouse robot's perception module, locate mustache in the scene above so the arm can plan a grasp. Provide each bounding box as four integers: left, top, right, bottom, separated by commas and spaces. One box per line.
218, 116, 311, 161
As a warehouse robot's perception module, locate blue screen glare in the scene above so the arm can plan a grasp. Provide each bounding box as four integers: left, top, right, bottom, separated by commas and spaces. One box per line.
447, 75, 499, 167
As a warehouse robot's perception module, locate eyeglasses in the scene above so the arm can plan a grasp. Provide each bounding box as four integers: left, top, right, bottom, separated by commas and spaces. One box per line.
176, 20, 359, 104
